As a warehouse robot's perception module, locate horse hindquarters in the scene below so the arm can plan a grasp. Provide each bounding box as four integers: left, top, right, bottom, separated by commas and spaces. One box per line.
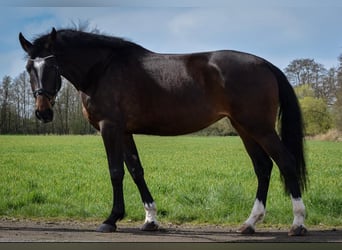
226, 62, 307, 236
232, 118, 307, 235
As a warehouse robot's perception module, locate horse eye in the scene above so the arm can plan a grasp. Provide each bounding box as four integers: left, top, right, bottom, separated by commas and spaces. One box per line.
46, 63, 55, 69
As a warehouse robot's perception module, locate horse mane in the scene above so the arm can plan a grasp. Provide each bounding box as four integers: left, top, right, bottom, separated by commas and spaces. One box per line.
32, 28, 146, 53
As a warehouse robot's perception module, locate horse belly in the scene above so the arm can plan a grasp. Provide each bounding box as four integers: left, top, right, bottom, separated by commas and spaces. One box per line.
125, 52, 227, 135
126, 102, 224, 136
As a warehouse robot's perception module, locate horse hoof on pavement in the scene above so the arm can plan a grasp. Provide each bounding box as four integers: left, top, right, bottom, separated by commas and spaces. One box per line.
237, 224, 255, 234
141, 221, 159, 231
96, 223, 117, 233
288, 225, 308, 236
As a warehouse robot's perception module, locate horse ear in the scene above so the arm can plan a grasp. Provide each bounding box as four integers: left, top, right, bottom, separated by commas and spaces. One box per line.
46, 27, 57, 50
50, 27, 57, 40
19, 32, 33, 53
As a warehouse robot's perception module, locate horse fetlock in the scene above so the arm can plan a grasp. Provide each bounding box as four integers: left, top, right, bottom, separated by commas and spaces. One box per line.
245, 199, 265, 225
144, 202, 158, 223
291, 196, 306, 228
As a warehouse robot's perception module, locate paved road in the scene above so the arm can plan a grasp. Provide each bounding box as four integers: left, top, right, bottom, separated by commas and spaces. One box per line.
0, 219, 341, 242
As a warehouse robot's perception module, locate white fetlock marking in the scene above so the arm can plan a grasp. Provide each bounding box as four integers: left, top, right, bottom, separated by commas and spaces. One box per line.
144, 202, 158, 225
245, 199, 265, 228
291, 196, 306, 227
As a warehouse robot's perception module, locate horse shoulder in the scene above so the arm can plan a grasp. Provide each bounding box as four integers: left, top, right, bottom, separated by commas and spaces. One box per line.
80, 91, 101, 130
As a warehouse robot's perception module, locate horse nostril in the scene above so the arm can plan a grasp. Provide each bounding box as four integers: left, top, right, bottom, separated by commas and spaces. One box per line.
35, 110, 42, 120
35, 109, 53, 123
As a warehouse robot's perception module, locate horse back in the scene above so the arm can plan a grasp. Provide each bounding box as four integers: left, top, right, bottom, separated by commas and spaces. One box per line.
84, 50, 279, 135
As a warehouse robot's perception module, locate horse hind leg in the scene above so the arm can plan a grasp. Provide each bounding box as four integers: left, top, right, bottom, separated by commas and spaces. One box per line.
253, 130, 307, 236
123, 134, 159, 231
233, 124, 273, 234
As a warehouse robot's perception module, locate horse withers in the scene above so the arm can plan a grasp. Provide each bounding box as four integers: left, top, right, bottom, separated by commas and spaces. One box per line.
19, 28, 307, 236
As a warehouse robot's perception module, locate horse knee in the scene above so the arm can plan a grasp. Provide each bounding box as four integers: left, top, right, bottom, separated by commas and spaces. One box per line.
129, 167, 144, 183
110, 169, 125, 184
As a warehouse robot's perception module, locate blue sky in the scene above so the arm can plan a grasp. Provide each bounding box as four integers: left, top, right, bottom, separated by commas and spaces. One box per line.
1, 0, 341, 80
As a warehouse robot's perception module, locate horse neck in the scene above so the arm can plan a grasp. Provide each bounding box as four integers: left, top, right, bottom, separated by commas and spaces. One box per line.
57, 49, 111, 92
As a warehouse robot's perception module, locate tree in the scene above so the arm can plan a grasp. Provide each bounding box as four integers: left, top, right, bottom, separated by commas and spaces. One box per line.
55, 80, 72, 134
320, 67, 337, 106
0, 72, 95, 135
300, 96, 332, 135
293, 83, 315, 99
54, 79, 94, 134
333, 88, 342, 131
332, 54, 342, 131
294, 84, 332, 135
0, 76, 15, 133
284, 59, 326, 88
12, 72, 34, 133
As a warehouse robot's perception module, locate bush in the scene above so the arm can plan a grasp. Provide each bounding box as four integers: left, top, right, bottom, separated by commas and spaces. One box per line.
195, 118, 237, 136
299, 96, 332, 136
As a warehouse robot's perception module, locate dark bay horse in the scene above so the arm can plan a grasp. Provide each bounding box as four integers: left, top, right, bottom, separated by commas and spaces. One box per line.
19, 28, 307, 236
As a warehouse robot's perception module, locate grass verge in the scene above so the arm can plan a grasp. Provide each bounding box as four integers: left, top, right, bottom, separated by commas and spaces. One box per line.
0, 135, 341, 227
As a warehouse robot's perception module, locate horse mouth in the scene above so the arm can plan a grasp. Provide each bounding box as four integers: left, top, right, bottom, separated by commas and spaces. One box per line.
35, 109, 54, 123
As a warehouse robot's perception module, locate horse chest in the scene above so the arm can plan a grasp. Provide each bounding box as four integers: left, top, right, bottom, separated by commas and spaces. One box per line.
80, 93, 104, 130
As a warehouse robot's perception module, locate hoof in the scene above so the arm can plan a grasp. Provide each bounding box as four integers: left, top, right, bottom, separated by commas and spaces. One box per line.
237, 224, 255, 234
288, 225, 308, 236
141, 221, 159, 231
96, 223, 117, 233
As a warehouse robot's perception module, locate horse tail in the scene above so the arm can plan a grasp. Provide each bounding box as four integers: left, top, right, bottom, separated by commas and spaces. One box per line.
266, 62, 307, 194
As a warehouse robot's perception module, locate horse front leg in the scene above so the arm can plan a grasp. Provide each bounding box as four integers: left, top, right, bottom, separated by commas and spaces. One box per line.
96, 120, 125, 233
123, 134, 159, 231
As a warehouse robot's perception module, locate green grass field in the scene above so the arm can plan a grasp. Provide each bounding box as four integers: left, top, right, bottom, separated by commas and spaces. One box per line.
0, 135, 341, 227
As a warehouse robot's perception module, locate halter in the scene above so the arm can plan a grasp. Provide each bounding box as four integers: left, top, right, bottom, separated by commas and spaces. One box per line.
28, 54, 55, 62
28, 55, 61, 105
28, 55, 56, 74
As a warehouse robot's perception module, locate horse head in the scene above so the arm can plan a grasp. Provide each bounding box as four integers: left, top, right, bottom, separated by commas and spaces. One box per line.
19, 28, 61, 123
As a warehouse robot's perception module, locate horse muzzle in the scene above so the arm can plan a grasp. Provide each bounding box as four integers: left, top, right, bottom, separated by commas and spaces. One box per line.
35, 108, 54, 123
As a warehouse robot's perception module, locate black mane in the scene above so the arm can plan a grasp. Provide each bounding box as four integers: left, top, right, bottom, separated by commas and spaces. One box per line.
33, 29, 146, 54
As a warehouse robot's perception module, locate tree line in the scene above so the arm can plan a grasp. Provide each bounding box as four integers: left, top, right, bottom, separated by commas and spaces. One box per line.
0, 74, 94, 134
1, 55, 342, 135
285, 56, 342, 135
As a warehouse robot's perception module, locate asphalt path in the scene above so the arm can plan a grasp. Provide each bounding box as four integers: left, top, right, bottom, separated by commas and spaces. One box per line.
0, 219, 341, 243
